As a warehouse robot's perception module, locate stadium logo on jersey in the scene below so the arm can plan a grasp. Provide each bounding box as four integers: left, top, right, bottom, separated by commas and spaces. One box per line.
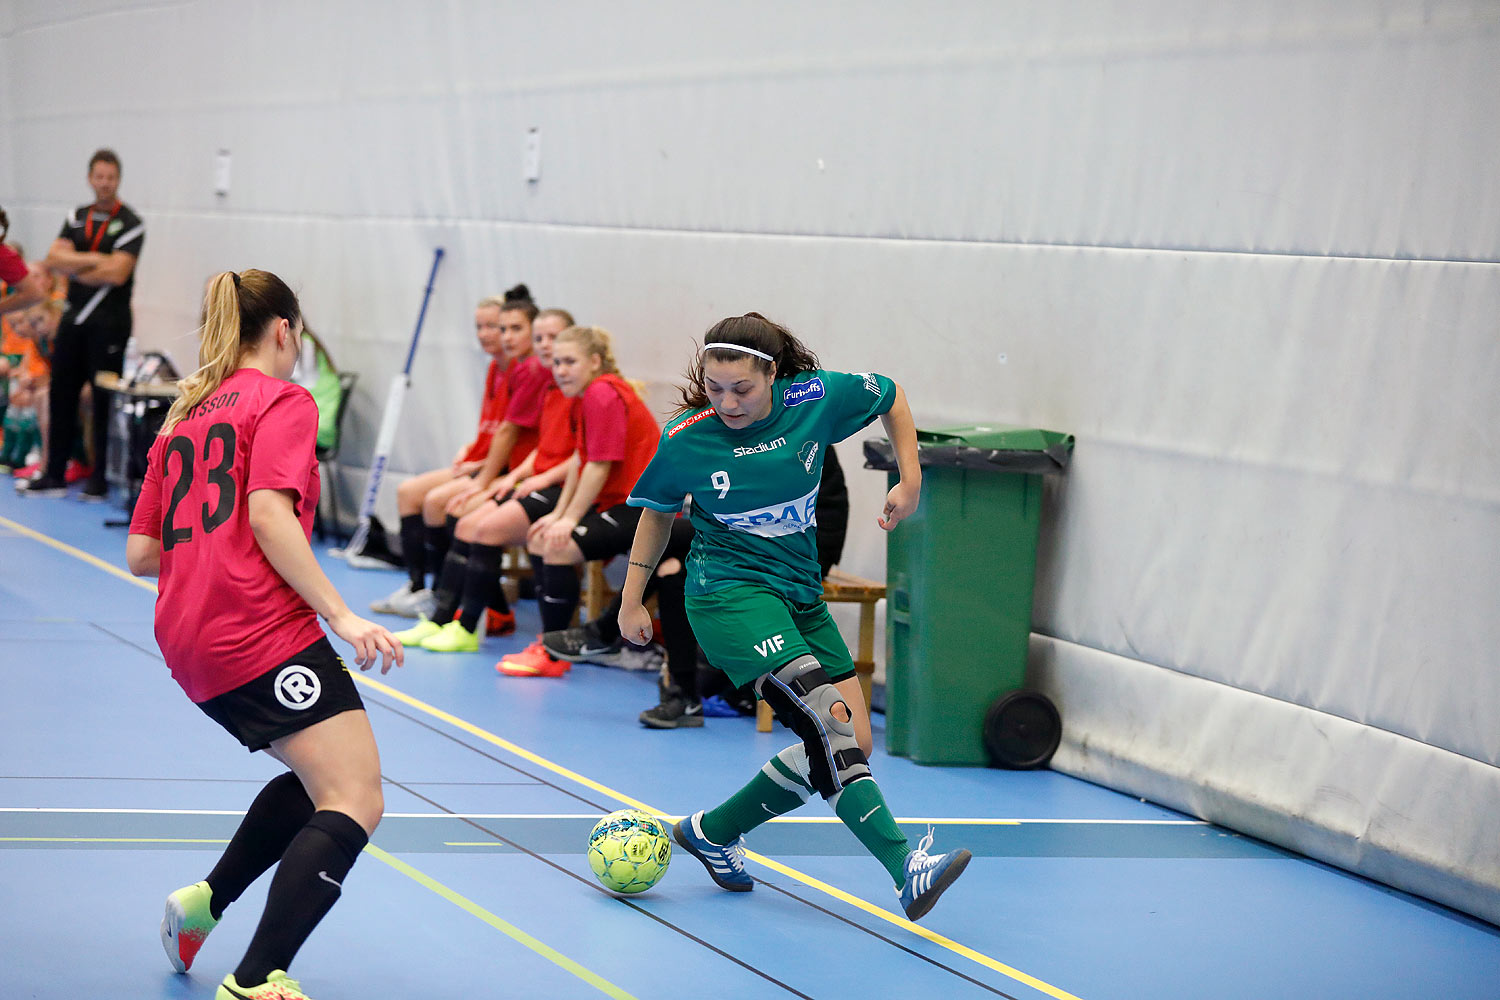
783, 378, 825, 407
711, 483, 820, 537
798, 441, 819, 473
853, 372, 882, 396
733, 436, 786, 458
273, 664, 322, 711
668, 408, 717, 438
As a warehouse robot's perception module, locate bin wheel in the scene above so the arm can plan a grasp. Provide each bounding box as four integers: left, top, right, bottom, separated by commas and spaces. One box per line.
983, 690, 1061, 770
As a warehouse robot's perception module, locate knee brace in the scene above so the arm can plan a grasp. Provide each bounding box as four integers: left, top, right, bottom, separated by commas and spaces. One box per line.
755, 655, 870, 799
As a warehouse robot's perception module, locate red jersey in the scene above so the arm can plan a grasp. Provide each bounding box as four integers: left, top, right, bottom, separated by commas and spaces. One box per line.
130, 368, 325, 703
532, 385, 577, 474
503, 354, 551, 468
460, 359, 508, 463
0, 245, 27, 286
575, 373, 658, 510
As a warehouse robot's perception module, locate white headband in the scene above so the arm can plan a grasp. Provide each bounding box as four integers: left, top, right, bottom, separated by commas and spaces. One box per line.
704, 342, 775, 363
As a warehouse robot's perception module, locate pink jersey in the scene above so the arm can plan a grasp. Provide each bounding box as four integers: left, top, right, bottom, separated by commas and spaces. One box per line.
130, 368, 325, 703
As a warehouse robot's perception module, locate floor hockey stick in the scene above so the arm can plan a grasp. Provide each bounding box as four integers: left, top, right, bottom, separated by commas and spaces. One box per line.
337, 246, 444, 563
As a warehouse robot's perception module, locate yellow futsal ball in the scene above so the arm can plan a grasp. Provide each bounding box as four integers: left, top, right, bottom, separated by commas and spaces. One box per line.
587, 809, 672, 894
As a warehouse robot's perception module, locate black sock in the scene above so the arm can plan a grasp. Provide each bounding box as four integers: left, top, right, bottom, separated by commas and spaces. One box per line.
594, 593, 624, 644
539, 563, 580, 633
399, 514, 427, 591
233, 810, 368, 987
459, 543, 503, 632
205, 772, 313, 922
654, 567, 700, 700
431, 540, 470, 623
424, 519, 453, 582
486, 547, 511, 616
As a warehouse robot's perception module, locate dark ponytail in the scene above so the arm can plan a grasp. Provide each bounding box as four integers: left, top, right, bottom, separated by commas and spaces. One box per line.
674, 312, 819, 416
501, 283, 539, 323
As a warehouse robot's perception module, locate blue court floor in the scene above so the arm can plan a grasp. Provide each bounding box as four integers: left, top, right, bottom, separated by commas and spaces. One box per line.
1, 487, 1497, 1000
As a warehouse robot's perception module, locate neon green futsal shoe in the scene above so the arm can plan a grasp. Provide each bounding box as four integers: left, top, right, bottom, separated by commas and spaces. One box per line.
161, 880, 218, 973
394, 618, 443, 645
216, 970, 313, 999
420, 619, 482, 652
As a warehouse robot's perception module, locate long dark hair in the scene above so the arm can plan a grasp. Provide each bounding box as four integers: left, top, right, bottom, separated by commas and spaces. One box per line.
0, 205, 9, 242
674, 312, 819, 416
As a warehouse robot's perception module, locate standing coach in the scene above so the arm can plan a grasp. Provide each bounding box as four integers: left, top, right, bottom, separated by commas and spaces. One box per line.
19, 148, 144, 498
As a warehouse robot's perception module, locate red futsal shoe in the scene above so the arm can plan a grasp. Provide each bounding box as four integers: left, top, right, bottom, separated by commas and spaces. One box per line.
486, 609, 517, 636
497, 639, 570, 678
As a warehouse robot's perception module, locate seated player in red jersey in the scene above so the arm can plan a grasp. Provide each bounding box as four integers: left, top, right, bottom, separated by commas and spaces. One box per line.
395, 307, 579, 651
497, 324, 660, 677
370, 285, 546, 619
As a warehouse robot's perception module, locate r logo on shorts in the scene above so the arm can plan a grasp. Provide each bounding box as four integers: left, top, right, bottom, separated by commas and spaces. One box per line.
273, 664, 322, 711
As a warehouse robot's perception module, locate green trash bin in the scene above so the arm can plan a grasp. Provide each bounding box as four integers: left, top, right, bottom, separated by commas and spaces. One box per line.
864, 424, 1073, 766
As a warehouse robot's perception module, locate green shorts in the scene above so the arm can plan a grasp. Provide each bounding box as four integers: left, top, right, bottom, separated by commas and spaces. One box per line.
686, 583, 855, 691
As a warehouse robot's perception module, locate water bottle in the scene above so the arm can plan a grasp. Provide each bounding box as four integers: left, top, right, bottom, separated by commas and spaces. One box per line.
122, 336, 142, 383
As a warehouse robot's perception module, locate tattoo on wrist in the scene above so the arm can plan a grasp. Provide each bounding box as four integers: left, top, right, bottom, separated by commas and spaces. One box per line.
628, 560, 654, 571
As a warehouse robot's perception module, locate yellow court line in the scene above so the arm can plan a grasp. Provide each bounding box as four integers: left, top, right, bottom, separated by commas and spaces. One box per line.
747, 851, 1080, 1000
353, 677, 1085, 1000
355, 674, 657, 814
765, 816, 1022, 826
1, 836, 633, 998
2, 516, 633, 1000
10, 512, 1085, 1000
0, 514, 154, 591
363, 844, 637, 1000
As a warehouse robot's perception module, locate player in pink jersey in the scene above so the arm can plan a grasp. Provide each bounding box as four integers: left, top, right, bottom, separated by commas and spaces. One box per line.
127, 269, 402, 1000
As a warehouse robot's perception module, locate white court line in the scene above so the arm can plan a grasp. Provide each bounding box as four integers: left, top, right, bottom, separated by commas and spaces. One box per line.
0, 807, 1207, 825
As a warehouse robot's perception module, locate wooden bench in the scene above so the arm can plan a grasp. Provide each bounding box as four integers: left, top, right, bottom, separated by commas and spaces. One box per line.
757, 569, 886, 732
497, 546, 533, 604
582, 558, 654, 625
498, 550, 614, 623
584, 560, 614, 622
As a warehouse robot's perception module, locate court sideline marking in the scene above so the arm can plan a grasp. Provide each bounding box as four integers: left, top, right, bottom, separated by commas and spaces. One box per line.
2, 510, 1087, 1000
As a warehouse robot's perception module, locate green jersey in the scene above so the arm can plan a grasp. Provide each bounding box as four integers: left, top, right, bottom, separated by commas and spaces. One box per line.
628, 368, 896, 604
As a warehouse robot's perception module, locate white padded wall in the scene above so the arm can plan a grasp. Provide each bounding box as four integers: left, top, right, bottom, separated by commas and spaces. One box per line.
3, 0, 1497, 923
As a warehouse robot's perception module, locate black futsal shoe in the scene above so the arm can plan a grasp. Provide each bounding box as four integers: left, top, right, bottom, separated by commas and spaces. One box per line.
542, 621, 620, 662
640, 695, 705, 729
15, 474, 66, 496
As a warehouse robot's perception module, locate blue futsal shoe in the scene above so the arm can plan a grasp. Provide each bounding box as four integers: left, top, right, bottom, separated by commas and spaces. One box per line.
898, 829, 972, 921
673, 811, 753, 891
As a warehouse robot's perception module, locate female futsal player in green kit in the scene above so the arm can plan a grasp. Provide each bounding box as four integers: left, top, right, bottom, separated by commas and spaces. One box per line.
617, 312, 970, 921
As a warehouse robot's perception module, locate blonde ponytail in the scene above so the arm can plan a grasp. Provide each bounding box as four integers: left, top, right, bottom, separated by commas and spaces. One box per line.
162, 268, 301, 433
163, 273, 242, 432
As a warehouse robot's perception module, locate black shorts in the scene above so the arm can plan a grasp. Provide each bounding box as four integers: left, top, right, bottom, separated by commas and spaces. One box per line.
510, 484, 563, 522
197, 637, 365, 752
571, 502, 643, 562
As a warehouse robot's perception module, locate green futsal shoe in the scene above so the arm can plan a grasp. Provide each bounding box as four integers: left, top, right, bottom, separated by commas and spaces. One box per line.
393, 617, 443, 646
216, 970, 313, 999
420, 619, 482, 653
161, 880, 218, 973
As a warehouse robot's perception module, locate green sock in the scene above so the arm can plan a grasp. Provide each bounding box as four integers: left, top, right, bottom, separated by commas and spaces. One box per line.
833, 777, 911, 885
700, 747, 814, 845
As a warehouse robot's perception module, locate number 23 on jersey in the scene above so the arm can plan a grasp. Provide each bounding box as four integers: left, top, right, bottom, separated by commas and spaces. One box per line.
161, 423, 238, 550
